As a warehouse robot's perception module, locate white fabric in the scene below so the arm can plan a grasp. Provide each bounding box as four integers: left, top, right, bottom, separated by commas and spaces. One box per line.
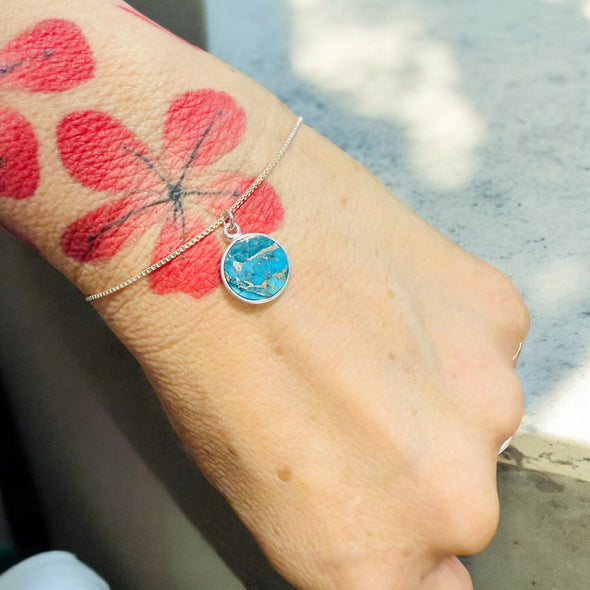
0, 551, 109, 590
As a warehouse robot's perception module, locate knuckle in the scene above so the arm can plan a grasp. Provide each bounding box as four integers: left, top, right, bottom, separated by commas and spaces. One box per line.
431, 471, 500, 556
485, 266, 530, 339
424, 557, 473, 590
498, 371, 525, 435
484, 367, 524, 441
449, 493, 500, 555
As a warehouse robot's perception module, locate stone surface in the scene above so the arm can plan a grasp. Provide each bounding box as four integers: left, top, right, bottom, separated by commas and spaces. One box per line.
465, 463, 590, 589
222, 234, 289, 302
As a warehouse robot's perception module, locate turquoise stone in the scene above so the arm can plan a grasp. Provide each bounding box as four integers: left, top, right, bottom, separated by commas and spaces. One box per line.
221, 233, 290, 303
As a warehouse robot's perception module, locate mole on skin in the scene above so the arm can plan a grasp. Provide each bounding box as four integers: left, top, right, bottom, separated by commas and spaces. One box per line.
278, 466, 292, 482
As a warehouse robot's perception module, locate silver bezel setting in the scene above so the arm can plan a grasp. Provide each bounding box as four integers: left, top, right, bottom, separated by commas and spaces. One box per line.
220, 233, 290, 304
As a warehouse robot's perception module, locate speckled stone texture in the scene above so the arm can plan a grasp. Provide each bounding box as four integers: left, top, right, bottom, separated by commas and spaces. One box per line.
207, 0, 590, 446
222, 234, 289, 302
465, 463, 590, 589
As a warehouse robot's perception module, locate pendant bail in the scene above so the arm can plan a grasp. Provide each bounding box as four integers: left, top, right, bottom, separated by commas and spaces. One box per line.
223, 209, 242, 240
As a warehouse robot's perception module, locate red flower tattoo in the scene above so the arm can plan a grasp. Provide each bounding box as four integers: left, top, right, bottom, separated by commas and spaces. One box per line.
0, 104, 39, 199
0, 19, 94, 92
0, 20, 94, 201
57, 89, 284, 298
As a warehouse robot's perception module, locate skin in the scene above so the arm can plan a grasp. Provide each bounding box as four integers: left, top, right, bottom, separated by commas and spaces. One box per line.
0, 1, 529, 589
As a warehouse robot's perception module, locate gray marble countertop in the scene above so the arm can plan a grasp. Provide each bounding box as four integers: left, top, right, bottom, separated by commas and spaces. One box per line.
208, 0, 590, 447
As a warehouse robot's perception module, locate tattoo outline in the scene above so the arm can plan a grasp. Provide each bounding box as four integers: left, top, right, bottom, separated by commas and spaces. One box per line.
0, 19, 95, 202
57, 89, 284, 299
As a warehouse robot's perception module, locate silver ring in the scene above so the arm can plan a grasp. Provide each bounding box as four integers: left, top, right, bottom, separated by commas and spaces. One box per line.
512, 339, 524, 363
498, 436, 513, 455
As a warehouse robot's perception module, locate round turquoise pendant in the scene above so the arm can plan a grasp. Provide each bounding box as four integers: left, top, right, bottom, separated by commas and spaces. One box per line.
221, 233, 290, 304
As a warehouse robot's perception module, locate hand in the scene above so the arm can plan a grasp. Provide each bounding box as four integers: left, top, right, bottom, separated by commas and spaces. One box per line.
0, 2, 529, 588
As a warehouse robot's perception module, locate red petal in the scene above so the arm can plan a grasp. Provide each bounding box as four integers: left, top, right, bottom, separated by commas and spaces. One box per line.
57, 111, 163, 193
0, 105, 39, 199
0, 19, 94, 92
163, 90, 246, 174
199, 173, 284, 233
61, 196, 163, 262
149, 214, 222, 298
